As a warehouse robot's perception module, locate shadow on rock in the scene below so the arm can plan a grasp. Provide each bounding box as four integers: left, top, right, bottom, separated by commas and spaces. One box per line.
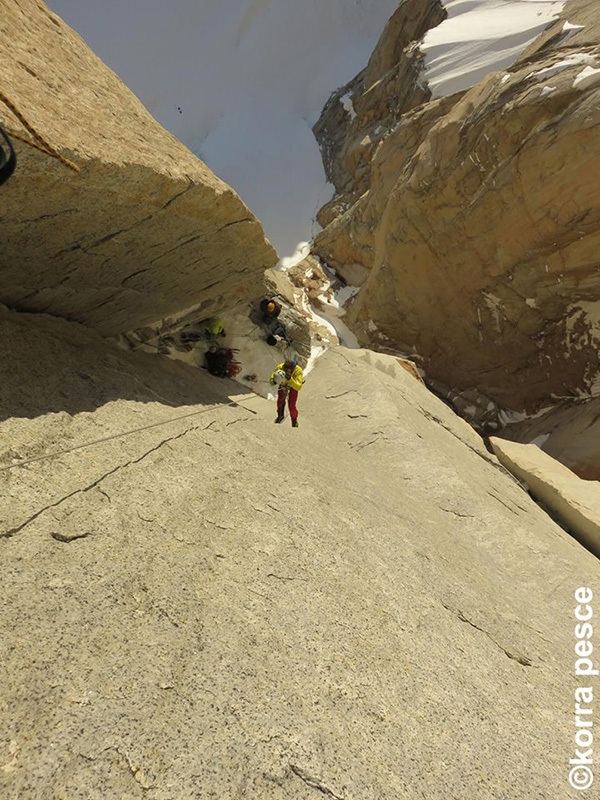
0, 305, 251, 422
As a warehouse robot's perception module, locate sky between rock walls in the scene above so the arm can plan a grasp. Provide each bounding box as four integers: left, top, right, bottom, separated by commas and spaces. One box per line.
48, 0, 566, 261
47, 0, 400, 258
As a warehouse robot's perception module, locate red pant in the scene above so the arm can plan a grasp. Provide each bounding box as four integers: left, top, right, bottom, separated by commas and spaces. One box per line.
277, 387, 298, 420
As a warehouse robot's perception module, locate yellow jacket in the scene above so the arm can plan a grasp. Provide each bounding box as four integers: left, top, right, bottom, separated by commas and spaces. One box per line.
270, 362, 304, 391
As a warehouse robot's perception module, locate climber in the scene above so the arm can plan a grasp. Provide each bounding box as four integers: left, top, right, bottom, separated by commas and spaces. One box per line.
259, 298, 282, 323
270, 358, 303, 427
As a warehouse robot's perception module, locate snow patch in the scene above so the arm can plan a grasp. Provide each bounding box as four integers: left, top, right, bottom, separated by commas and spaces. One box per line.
288, 262, 361, 350
277, 241, 311, 271
422, 0, 566, 98
498, 408, 530, 426
304, 344, 326, 376
309, 282, 360, 348
561, 20, 585, 43
328, 318, 360, 349
498, 403, 556, 428
334, 284, 361, 308
482, 292, 504, 334
573, 66, 600, 90
530, 52, 597, 81
340, 90, 357, 121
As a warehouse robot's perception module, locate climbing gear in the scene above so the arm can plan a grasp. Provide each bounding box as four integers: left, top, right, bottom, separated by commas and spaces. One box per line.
204, 346, 241, 378
0, 124, 16, 186
225, 349, 242, 378
267, 302, 275, 313
272, 328, 293, 349
272, 369, 287, 385
0, 90, 80, 173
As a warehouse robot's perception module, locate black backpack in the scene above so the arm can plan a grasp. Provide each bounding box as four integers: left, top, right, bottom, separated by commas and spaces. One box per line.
0, 125, 16, 187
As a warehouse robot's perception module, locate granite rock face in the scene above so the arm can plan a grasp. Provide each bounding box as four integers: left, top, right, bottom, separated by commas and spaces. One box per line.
0, 0, 277, 336
313, 0, 446, 228
312, 0, 600, 420
499, 395, 600, 480
1, 305, 599, 799
490, 436, 600, 558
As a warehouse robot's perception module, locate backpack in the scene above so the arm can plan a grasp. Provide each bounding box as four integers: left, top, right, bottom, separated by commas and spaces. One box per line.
0, 126, 16, 187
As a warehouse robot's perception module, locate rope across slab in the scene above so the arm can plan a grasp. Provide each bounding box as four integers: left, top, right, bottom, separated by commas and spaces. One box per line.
0, 89, 80, 173
0, 397, 258, 474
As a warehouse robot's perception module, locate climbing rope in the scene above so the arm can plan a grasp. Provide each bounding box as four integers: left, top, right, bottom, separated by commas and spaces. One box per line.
0, 397, 257, 474
0, 90, 80, 173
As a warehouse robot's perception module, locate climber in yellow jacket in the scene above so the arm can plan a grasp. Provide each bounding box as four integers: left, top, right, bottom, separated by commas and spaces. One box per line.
270, 359, 303, 427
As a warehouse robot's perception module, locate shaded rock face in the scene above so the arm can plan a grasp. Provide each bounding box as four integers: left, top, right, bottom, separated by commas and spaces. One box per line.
117, 282, 314, 388
0, 0, 277, 337
2, 305, 599, 798
313, 0, 600, 419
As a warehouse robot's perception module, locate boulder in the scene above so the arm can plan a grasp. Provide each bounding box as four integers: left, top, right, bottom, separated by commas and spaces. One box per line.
498, 396, 600, 480
490, 436, 600, 558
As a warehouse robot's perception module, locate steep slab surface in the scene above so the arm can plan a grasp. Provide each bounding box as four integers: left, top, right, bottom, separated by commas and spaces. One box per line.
1, 307, 598, 798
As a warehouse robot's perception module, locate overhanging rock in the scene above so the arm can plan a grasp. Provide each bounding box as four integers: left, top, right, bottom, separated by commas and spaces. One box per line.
0, 0, 278, 335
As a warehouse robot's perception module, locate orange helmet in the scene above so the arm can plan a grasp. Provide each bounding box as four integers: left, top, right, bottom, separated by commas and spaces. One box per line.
267, 301, 276, 313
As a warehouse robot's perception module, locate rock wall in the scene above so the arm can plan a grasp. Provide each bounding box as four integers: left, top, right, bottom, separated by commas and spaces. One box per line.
0, 0, 277, 336
313, 0, 446, 229
499, 396, 600, 480
312, 0, 600, 419
490, 436, 600, 558
1, 305, 598, 797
